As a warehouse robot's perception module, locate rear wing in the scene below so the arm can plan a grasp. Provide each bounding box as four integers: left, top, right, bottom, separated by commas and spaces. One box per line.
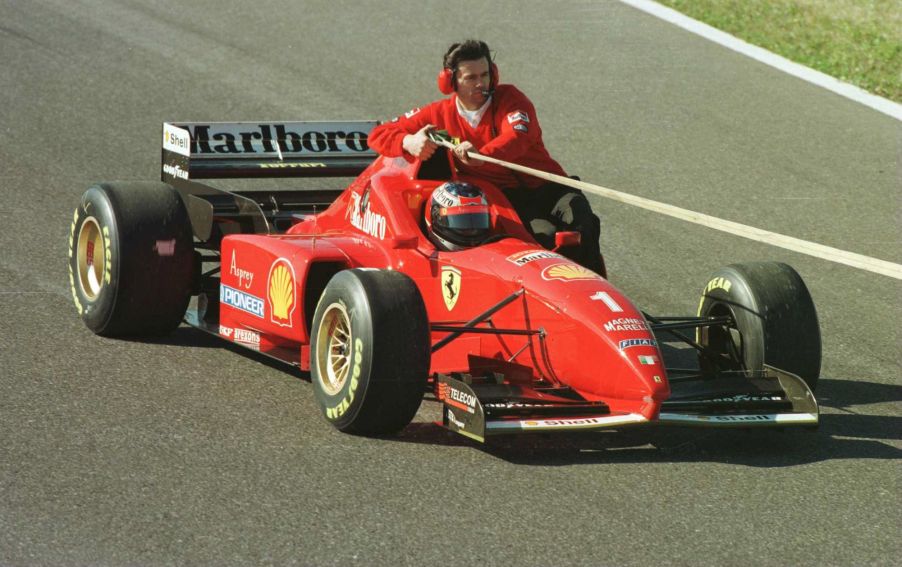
161, 121, 378, 181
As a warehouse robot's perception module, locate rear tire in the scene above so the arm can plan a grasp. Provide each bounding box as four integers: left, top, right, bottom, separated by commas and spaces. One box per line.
697, 262, 821, 389
310, 269, 430, 435
68, 182, 194, 336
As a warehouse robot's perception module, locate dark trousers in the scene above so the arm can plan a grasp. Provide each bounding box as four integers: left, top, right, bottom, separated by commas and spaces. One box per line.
502, 183, 605, 275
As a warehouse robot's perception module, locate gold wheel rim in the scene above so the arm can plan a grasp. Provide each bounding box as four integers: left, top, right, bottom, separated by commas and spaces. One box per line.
316, 302, 352, 396
76, 217, 105, 300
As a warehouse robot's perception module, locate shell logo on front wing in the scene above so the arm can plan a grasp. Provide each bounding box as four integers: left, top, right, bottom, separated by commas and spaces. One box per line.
268, 258, 296, 327
541, 262, 601, 282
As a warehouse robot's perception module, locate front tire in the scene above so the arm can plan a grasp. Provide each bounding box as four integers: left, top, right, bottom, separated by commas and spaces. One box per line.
68, 182, 194, 336
310, 269, 430, 435
697, 262, 821, 389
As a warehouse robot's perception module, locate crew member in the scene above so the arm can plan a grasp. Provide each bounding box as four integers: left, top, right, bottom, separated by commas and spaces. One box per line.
367, 39, 604, 274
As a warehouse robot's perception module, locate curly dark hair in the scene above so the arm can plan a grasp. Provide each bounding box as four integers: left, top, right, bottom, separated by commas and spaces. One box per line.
442, 39, 492, 71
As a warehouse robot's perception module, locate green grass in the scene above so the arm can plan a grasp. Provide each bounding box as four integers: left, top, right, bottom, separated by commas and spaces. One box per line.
655, 0, 902, 102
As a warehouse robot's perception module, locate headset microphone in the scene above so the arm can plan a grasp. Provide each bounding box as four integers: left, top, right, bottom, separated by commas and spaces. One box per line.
483, 60, 499, 97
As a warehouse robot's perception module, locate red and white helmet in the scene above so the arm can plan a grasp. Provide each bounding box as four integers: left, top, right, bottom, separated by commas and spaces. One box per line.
425, 182, 490, 249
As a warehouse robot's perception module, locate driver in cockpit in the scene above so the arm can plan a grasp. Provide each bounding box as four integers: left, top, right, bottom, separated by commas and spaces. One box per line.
425, 181, 491, 251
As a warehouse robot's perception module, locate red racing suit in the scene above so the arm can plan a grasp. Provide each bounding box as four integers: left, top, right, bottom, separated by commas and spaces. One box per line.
368, 84, 566, 190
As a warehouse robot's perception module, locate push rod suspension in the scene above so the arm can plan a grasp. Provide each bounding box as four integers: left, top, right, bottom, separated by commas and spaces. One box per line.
431, 289, 526, 353
649, 316, 733, 332
429, 325, 540, 336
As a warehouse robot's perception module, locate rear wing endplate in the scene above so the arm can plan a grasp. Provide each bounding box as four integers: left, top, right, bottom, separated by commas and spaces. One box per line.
161, 120, 378, 180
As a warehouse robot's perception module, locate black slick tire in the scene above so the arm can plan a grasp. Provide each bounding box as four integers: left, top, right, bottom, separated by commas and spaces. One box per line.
697, 262, 821, 389
310, 269, 430, 435
68, 182, 194, 337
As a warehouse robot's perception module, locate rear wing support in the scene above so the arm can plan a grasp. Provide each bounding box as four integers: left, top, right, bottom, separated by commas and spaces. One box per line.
159, 121, 380, 241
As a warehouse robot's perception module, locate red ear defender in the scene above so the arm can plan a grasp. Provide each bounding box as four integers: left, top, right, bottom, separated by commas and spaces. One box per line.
437, 68, 454, 95
490, 62, 499, 90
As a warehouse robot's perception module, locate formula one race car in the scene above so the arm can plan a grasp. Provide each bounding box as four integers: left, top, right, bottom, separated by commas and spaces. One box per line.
68, 121, 821, 442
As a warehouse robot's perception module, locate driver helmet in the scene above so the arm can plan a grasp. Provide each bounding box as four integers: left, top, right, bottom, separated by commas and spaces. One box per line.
425, 182, 491, 249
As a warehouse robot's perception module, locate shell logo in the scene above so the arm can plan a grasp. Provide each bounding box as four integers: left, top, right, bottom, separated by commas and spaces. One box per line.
267, 258, 296, 327
541, 262, 600, 282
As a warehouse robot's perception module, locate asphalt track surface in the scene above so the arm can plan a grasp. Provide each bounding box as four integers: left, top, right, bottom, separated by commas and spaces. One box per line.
1, 1, 900, 565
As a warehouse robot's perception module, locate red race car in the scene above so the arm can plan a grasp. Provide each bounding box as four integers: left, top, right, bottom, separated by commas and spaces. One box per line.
68, 121, 820, 442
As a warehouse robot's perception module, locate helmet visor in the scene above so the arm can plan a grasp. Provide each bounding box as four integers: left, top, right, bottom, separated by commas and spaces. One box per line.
441, 205, 490, 230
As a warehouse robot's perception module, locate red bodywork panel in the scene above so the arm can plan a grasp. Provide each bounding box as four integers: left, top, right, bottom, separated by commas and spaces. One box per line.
217, 154, 669, 420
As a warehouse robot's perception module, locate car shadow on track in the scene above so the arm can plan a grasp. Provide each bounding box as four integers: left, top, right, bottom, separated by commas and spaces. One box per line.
133, 325, 224, 348
136, 326, 902, 467
134, 325, 312, 382
395, 377, 902, 467
816, 376, 902, 411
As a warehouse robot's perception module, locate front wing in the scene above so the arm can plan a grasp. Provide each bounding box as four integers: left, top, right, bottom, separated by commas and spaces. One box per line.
435, 365, 818, 443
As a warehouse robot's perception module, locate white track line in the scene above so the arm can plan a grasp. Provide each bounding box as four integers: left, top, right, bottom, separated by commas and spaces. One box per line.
619, 0, 902, 121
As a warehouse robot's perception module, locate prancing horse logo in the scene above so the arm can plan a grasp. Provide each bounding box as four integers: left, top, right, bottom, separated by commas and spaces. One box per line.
441, 266, 461, 311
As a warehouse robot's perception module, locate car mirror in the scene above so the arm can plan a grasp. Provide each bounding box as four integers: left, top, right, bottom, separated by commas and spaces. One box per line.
552, 231, 581, 251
